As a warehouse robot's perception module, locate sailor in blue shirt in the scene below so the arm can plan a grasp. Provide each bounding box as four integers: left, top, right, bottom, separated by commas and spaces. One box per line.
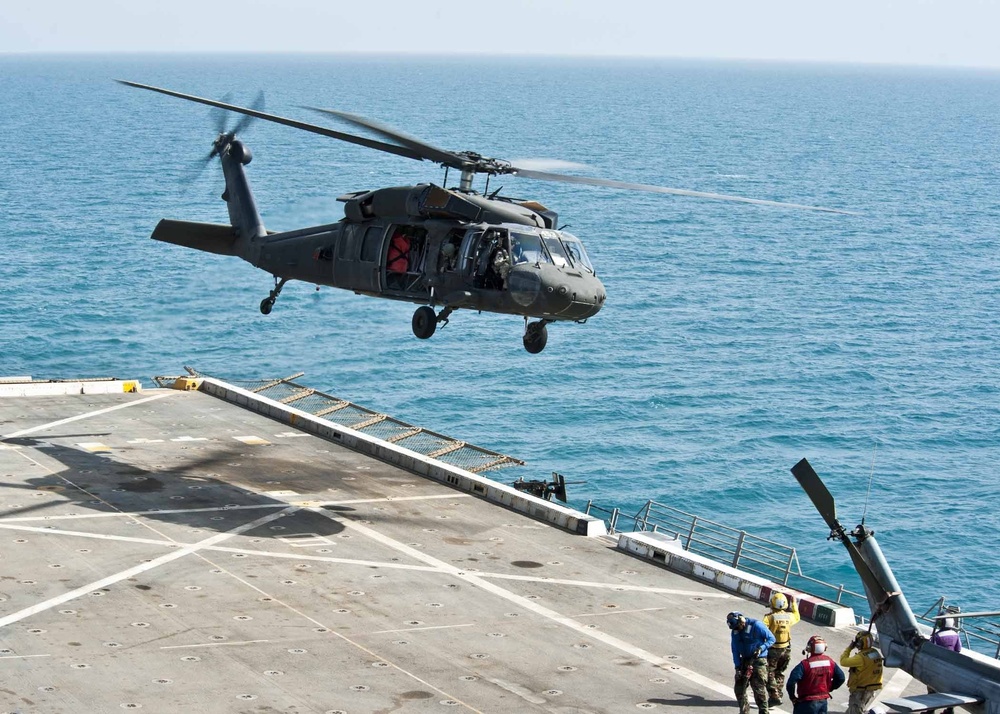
729, 611, 776, 714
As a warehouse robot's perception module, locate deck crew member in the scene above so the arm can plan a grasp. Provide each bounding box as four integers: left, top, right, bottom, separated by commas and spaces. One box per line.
786, 635, 845, 714
840, 631, 884, 714
927, 617, 962, 714
763, 591, 800, 707
728, 611, 776, 714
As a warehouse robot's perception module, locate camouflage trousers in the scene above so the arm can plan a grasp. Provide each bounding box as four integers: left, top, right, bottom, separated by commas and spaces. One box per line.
767, 646, 791, 701
735, 657, 769, 714
847, 688, 879, 714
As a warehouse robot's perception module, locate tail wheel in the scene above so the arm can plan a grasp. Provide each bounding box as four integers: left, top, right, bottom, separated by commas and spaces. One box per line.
523, 322, 548, 354
412, 306, 437, 339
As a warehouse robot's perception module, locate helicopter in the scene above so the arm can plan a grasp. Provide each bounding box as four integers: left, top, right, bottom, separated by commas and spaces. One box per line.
792, 458, 1000, 713
119, 80, 851, 353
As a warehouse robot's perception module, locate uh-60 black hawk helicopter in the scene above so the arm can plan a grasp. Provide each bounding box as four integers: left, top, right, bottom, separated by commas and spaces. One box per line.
120, 81, 850, 353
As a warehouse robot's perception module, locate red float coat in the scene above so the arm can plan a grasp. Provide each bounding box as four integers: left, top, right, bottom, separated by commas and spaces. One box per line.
792, 654, 839, 701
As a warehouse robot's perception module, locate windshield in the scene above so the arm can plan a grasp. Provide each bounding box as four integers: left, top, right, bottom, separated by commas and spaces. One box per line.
558, 232, 594, 273
510, 232, 551, 265
541, 232, 571, 268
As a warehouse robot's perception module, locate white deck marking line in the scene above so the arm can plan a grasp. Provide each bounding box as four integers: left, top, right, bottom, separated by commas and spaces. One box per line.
0, 493, 469, 523
0, 503, 287, 522
319, 509, 742, 703
488, 678, 547, 705
0, 522, 179, 546
0, 654, 51, 660
881, 668, 914, 700
160, 639, 269, 650
0, 523, 444, 572
573, 606, 671, 617
474, 571, 734, 598
0, 391, 176, 440
370, 623, 475, 635
204, 545, 440, 571
0, 507, 295, 629
179, 541, 485, 713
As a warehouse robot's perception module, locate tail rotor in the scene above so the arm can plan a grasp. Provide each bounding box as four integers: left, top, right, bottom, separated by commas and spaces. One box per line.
187, 90, 266, 186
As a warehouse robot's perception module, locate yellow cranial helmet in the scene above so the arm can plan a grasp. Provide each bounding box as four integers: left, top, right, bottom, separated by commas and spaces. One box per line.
770, 592, 788, 611
856, 632, 874, 649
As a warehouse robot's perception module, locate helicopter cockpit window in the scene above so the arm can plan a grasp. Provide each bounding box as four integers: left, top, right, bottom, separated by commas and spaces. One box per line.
558, 232, 594, 274
541, 233, 571, 268
510, 232, 550, 265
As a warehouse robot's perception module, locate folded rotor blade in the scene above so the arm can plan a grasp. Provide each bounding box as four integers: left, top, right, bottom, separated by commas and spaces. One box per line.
512, 168, 856, 215
791, 458, 840, 532
305, 107, 469, 169
116, 81, 427, 162
791, 458, 891, 603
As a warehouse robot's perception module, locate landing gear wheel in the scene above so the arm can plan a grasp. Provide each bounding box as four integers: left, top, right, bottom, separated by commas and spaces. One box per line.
523, 322, 548, 354
412, 306, 437, 339
260, 276, 287, 316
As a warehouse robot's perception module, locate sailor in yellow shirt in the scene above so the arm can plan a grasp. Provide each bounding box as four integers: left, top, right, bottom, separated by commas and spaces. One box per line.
839, 631, 884, 714
763, 591, 800, 707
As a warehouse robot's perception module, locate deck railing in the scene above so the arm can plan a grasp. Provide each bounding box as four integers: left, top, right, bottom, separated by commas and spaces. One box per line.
586, 499, 870, 607
585, 499, 1000, 658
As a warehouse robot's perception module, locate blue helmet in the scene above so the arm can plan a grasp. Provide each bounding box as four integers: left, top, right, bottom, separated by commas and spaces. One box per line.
727, 612, 746, 630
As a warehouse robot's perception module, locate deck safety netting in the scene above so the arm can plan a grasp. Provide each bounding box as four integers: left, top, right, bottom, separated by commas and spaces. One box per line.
173, 370, 524, 474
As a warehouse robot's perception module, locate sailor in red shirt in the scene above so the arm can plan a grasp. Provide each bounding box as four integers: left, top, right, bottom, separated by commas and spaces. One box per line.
786, 635, 846, 714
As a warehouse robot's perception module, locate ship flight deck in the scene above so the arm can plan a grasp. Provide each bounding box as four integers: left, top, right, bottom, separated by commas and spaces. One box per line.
0, 376, 924, 713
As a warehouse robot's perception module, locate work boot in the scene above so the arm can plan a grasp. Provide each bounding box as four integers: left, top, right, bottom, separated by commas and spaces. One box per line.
768, 697, 782, 708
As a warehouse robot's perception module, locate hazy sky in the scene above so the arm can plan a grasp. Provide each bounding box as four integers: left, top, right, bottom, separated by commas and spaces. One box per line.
3, 0, 1000, 69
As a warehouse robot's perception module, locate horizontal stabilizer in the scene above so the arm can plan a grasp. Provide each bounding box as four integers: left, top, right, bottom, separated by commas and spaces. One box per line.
882, 692, 984, 712
151, 219, 238, 256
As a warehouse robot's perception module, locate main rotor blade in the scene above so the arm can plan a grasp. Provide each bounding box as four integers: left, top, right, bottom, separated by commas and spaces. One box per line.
306, 107, 469, 169
791, 458, 840, 531
932, 610, 1000, 620
512, 168, 856, 215
116, 81, 427, 163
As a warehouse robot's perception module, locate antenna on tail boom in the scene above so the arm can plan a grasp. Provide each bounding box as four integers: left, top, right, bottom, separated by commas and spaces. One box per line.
861, 442, 877, 527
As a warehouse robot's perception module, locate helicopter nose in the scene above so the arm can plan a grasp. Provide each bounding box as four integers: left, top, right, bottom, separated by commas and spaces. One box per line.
543, 279, 605, 318
508, 267, 605, 318
508, 269, 543, 308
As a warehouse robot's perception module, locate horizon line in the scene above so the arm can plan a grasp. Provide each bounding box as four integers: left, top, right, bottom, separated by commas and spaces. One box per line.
2, 49, 1000, 73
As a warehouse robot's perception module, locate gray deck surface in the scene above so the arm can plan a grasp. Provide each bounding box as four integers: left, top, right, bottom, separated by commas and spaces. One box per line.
0, 387, 922, 713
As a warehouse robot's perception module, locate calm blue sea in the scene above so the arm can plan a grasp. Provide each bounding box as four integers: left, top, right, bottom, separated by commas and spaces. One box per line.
2, 55, 998, 628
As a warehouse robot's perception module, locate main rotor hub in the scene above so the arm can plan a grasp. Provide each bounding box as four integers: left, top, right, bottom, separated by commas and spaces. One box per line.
454, 153, 514, 191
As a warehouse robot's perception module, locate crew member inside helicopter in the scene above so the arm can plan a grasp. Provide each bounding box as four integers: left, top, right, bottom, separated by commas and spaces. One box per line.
438, 231, 463, 273
475, 229, 512, 290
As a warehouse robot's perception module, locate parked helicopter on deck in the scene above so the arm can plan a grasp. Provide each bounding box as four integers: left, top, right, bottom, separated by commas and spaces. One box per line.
793, 458, 1000, 713
119, 81, 851, 353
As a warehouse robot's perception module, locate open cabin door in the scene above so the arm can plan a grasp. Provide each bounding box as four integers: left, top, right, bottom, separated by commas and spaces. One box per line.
383, 225, 430, 297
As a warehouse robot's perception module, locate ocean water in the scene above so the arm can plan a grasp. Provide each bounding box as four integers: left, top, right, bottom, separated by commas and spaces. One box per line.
2, 55, 998, 628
